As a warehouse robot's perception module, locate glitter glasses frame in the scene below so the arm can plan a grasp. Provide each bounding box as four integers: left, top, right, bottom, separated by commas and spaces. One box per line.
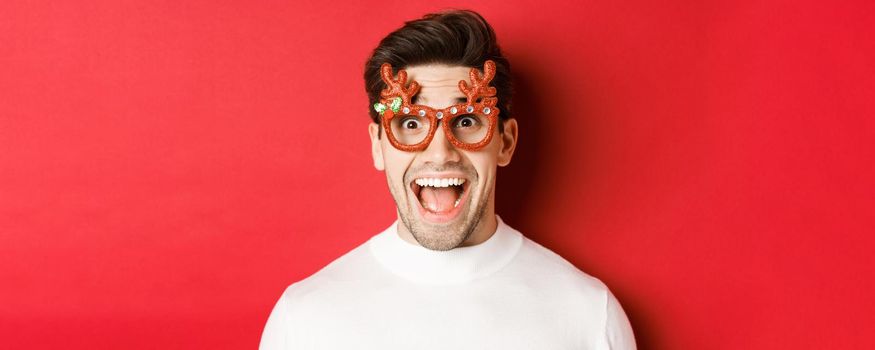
374, 60, 501, 152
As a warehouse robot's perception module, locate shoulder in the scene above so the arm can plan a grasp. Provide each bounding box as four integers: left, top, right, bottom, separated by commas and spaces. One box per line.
260, 235, 384, 349
273, 233, 394, 308
498, 229, 619, 320
509, 231, 636, 348
512, 233, 611, 296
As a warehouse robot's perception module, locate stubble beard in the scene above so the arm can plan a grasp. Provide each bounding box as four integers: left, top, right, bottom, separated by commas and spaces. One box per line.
386, 169, 492, 251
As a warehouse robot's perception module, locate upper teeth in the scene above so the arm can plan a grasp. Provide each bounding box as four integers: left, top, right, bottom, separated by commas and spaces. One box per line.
414, 178, 466, 187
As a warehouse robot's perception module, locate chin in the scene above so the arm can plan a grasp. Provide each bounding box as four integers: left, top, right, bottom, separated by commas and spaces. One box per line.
401, 192, 489, 251
407, 218, 473, 251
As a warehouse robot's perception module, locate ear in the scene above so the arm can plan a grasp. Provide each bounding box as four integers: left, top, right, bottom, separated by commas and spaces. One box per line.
368, 122, 385, 170
497, 118, 518, 167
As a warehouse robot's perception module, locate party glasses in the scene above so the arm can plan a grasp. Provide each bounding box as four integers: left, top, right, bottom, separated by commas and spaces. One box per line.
373, 60, 500, 152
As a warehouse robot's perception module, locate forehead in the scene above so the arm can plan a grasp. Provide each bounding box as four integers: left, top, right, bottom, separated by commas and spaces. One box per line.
404, 64, 471, 106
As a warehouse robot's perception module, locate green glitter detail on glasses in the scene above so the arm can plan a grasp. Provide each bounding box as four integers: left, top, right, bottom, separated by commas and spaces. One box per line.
373, 97, 402, 116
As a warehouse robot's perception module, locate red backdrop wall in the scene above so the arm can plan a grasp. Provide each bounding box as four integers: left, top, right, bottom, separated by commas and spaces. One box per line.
2, 1, 873, 348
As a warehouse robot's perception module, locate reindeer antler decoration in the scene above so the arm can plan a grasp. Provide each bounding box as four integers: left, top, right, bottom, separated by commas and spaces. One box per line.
374, 64, 421, 116
458, 60, 498, 108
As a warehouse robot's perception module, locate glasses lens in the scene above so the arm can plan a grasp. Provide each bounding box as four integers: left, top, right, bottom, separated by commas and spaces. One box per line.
389, 114, 432, 145
449, 113, 491, 144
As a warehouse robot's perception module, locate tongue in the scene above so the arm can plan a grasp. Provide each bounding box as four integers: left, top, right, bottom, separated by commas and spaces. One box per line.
419, 186, 459, 212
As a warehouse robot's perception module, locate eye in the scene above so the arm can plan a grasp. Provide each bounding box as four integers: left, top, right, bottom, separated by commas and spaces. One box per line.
452, 115, 479, 128
400, 117, 423, 130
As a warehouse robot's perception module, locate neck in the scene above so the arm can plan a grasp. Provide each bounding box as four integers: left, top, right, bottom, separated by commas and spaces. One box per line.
368, 215, 523, 285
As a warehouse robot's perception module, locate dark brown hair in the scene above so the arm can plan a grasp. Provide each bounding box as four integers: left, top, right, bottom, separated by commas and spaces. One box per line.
364, 10, 512, 131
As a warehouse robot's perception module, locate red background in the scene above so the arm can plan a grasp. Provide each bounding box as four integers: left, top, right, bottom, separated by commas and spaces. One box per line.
2, 1, 873, 348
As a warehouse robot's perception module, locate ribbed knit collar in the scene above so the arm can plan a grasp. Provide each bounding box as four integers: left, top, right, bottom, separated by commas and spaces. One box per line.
368, 216, 523, 285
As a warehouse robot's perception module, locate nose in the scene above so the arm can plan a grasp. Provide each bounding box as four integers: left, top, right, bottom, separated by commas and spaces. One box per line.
421, 122, 461, 164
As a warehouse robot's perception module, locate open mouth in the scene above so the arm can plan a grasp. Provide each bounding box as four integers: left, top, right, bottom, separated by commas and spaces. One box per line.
410, 176, 470, 222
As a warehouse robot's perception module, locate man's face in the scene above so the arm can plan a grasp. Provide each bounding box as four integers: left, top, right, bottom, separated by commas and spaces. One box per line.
368, 64, 517, 251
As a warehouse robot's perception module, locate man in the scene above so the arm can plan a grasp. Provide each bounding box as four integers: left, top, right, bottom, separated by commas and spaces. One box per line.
260, 10, 636, 349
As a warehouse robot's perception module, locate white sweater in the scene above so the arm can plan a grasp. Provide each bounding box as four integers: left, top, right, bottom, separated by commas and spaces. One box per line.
260, 217, 636, 349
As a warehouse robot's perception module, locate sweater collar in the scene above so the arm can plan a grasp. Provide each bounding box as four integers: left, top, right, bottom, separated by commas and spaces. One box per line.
368, 215, 523, 285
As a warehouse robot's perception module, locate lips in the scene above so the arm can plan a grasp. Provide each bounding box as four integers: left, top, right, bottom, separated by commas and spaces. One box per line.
410, 176, 470, 223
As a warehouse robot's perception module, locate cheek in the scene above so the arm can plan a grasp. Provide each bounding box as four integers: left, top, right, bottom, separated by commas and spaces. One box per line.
380, 146, 417, 180
467, 154, 499, 183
